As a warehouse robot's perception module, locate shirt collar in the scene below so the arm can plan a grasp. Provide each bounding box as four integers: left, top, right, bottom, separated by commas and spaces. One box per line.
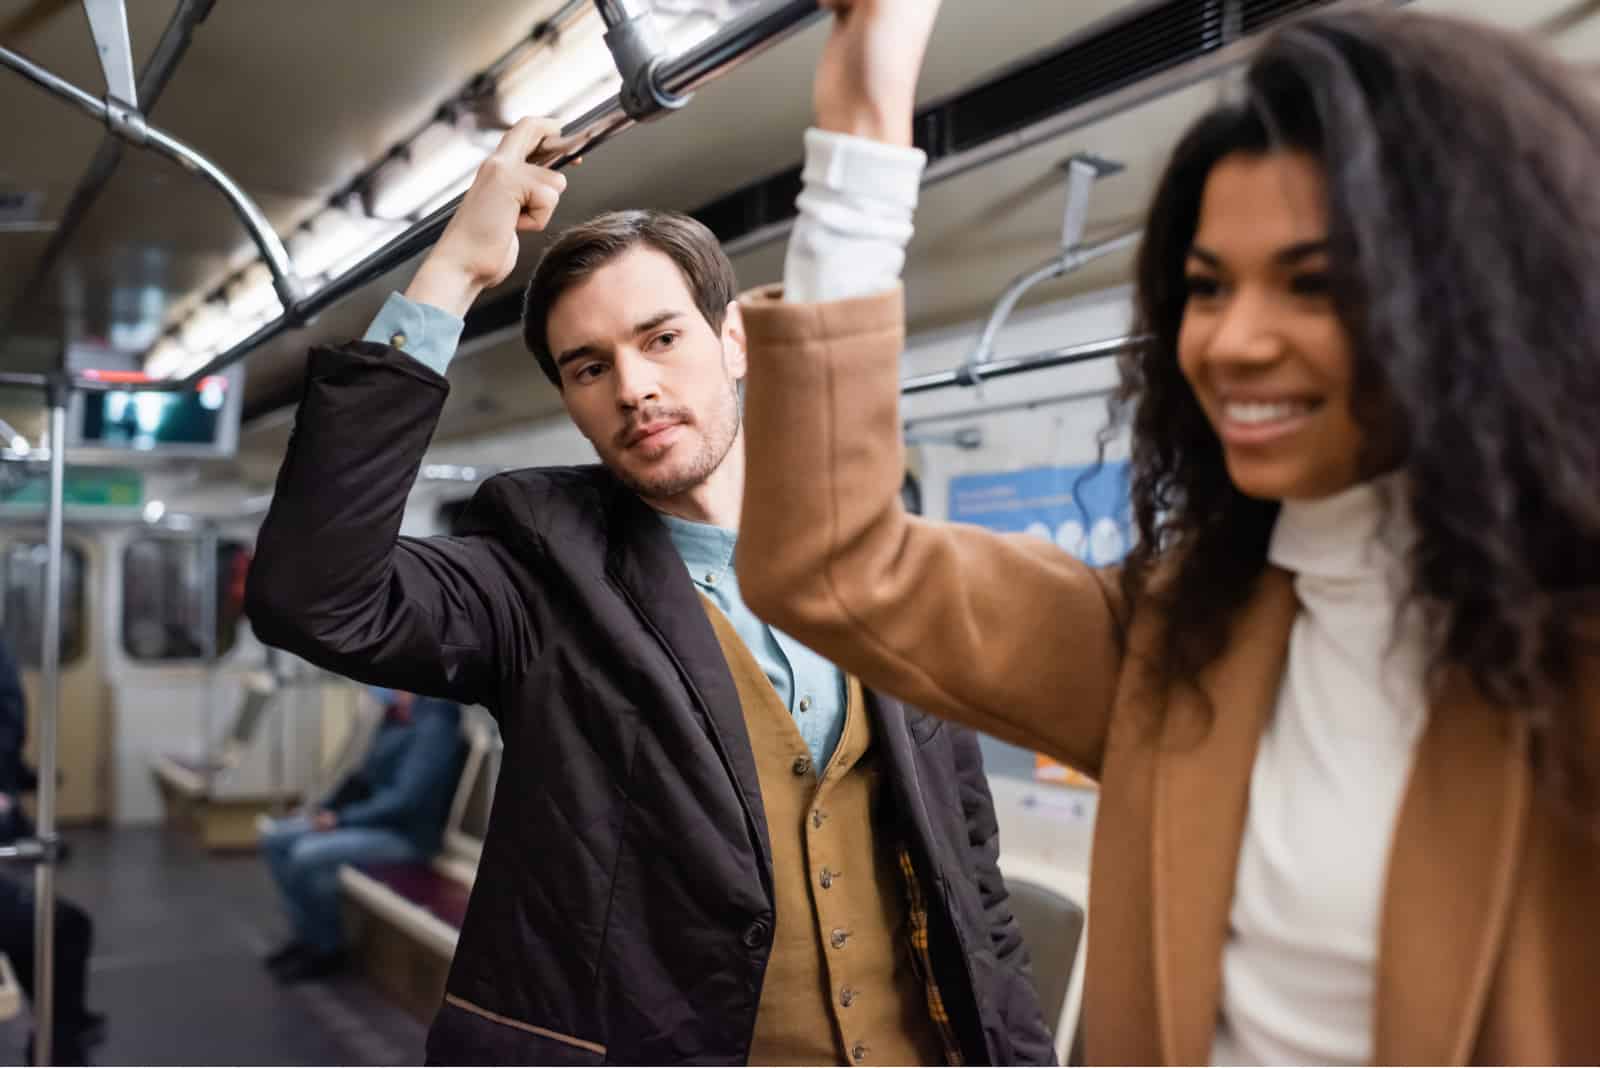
1267, 470, 1414, 585
658, 512, 738, 589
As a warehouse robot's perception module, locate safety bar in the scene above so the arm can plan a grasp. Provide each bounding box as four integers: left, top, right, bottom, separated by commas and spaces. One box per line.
900, 333, 1143, 397
0, 0, 217, 355
0, 41, 304, 315
0, 0, 821, 397
955, 230, 1143, 387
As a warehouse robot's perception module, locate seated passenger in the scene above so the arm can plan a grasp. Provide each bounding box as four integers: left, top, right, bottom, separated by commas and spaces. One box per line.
261, 689, 464, 983
0, 635, 104, 1063
734, 1, 1600, 1063
245, 119, 1054, 1061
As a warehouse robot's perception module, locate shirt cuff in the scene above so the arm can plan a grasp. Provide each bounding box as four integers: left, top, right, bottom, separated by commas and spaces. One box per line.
362, 292, 466, 376
783, 128, 926, 305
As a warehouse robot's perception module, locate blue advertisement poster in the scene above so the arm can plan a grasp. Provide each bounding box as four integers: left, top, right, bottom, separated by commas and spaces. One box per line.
947, 461, 1132, 790
948, 461, 1133, 565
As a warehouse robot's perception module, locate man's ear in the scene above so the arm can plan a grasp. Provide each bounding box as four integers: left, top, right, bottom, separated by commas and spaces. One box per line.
721, 300, 748, 380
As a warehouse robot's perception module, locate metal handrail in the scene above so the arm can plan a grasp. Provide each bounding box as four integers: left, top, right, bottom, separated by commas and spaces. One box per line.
901, 334, 1144, 397
0, 42, 303, 314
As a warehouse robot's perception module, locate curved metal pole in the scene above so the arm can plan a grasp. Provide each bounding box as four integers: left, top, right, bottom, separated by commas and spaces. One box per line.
957, 230, 1143, 386
0, 41, 303, 313
901, 334, 1141, 396
0, 0, 217, 353
32, 392, 66, 1068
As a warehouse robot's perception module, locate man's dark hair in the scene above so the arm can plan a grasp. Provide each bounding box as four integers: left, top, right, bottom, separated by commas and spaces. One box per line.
522, 209, 737, 386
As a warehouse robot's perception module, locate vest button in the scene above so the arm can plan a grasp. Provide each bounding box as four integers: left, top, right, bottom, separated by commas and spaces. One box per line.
852, 1042, 869, 1062
812, 808, 827, 829
839, 986, 856, 1007
792, 756, 812, 776
830, 928, 850, 950
819, 867, 836, 890
741, 919, 770, 949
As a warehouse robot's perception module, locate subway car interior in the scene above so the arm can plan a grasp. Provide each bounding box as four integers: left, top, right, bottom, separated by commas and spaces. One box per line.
0, 0, 1592, 1064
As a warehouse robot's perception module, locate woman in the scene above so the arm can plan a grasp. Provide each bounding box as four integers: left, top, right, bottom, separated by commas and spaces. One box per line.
735, 3, 1600, 1064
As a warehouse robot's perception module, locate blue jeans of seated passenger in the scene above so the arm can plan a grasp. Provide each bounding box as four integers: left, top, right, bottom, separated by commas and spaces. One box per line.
260, 816, 422, 953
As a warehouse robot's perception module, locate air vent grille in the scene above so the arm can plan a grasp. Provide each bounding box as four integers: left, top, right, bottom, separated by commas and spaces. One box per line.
690, 0, 1340, 246
1242, 0, 1338, 35
934, 1, 1224, 156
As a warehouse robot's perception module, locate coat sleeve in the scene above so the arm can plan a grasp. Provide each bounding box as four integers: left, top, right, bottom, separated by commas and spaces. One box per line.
0, 641, 25, 797
336, 701, 464, 830
735, 285, 1125, 778
951, 728, 1058, 1065
246, 343, 539, 707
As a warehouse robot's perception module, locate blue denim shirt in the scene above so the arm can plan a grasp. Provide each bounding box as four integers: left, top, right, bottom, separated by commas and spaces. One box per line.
366, 294, 848, 767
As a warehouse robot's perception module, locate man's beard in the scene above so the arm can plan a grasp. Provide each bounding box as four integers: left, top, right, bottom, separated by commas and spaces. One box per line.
611, 387, 741, 502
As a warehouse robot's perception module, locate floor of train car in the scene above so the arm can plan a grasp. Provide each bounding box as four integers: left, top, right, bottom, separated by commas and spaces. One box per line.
0, 828, 427, 1066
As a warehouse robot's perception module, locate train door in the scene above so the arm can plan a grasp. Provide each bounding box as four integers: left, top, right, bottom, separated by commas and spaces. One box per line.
0, 529, 109, 824
107, 527, 256, 825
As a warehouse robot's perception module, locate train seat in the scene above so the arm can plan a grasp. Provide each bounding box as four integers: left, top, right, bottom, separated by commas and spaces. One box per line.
0, 952, 19, 1022
1000, 856, 1090, 1063
337, 711, 498, 1021
152, 670, 300, 850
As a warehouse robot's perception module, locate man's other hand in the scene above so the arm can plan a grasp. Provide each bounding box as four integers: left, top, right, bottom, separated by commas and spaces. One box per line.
405, 117, 573, 317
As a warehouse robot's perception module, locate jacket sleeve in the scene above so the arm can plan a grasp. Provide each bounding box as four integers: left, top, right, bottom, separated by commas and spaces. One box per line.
0, 642, 25, 797
336, 701, 464, 830
735, 286, 1124, 777
952, 728, 1058, 1065
246, 342, 538, 707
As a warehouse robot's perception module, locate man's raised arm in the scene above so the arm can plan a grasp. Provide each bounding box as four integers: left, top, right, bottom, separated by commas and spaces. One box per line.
246, 118, 570, 706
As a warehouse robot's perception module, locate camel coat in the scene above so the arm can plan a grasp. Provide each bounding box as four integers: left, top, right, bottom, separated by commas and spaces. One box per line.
732, 283, 1600, 1065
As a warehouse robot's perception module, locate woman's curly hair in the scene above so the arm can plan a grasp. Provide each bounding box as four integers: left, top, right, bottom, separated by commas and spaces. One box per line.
1116, 9, 1600, 813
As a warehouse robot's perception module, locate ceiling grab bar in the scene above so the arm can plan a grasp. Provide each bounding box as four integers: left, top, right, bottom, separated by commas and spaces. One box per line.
121, 0, 824, 394
0, 26, 305, 317
955, 153, 1140, 389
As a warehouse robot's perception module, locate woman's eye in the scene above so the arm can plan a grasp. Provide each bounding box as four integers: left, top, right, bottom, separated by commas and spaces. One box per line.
1290, 272, 1331, 297
1184, 274, 1222, 299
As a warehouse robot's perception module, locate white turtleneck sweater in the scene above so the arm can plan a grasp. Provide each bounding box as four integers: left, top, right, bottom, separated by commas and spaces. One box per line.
1211, 476, 1428, 1065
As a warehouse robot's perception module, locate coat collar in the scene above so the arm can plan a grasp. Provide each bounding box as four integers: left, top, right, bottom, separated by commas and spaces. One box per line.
600, 476, 774, 879
1148, 565, 1532, 1064
1151, 566, 1295, 1064
1373, 669, 1530, 1064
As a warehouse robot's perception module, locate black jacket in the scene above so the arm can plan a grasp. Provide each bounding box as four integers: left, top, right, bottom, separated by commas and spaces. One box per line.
246, 342, 1054, 1065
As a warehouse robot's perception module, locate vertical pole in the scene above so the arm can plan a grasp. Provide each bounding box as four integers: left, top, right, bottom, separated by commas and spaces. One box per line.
33, 387, 66, 1067
198, 527, 218, 772
268, 649, 287, 817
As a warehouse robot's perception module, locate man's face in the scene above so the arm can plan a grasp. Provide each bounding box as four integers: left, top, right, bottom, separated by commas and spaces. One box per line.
546, 246, 745, 501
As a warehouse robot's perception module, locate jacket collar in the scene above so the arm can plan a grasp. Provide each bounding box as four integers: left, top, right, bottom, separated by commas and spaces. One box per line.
600, 475, 774, 881
1149, 566, 1532, 1064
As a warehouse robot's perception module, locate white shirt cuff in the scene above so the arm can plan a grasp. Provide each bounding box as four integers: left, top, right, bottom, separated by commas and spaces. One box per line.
783, 128, 926, 304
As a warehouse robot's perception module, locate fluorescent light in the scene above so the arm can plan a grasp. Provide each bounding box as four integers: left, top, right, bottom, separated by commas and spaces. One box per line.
496, 12, 621, 124
659, 9, 723, 55
224, 262, 283, 324
290, 201, 405, 281
180, 302, 232, 355
144, 338, 184, 378
368, 121, 491, 221
143, 500, 165, 523
9, 435, 27, 456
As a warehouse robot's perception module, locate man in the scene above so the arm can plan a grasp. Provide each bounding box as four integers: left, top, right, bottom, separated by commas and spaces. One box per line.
246, 114, 1052, 1064
261, 688, 464, 983
0, 636, 104, 1063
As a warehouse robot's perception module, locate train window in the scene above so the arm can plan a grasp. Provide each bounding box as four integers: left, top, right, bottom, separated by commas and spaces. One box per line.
0, 542, 87, 667
122, 537, 250, 661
